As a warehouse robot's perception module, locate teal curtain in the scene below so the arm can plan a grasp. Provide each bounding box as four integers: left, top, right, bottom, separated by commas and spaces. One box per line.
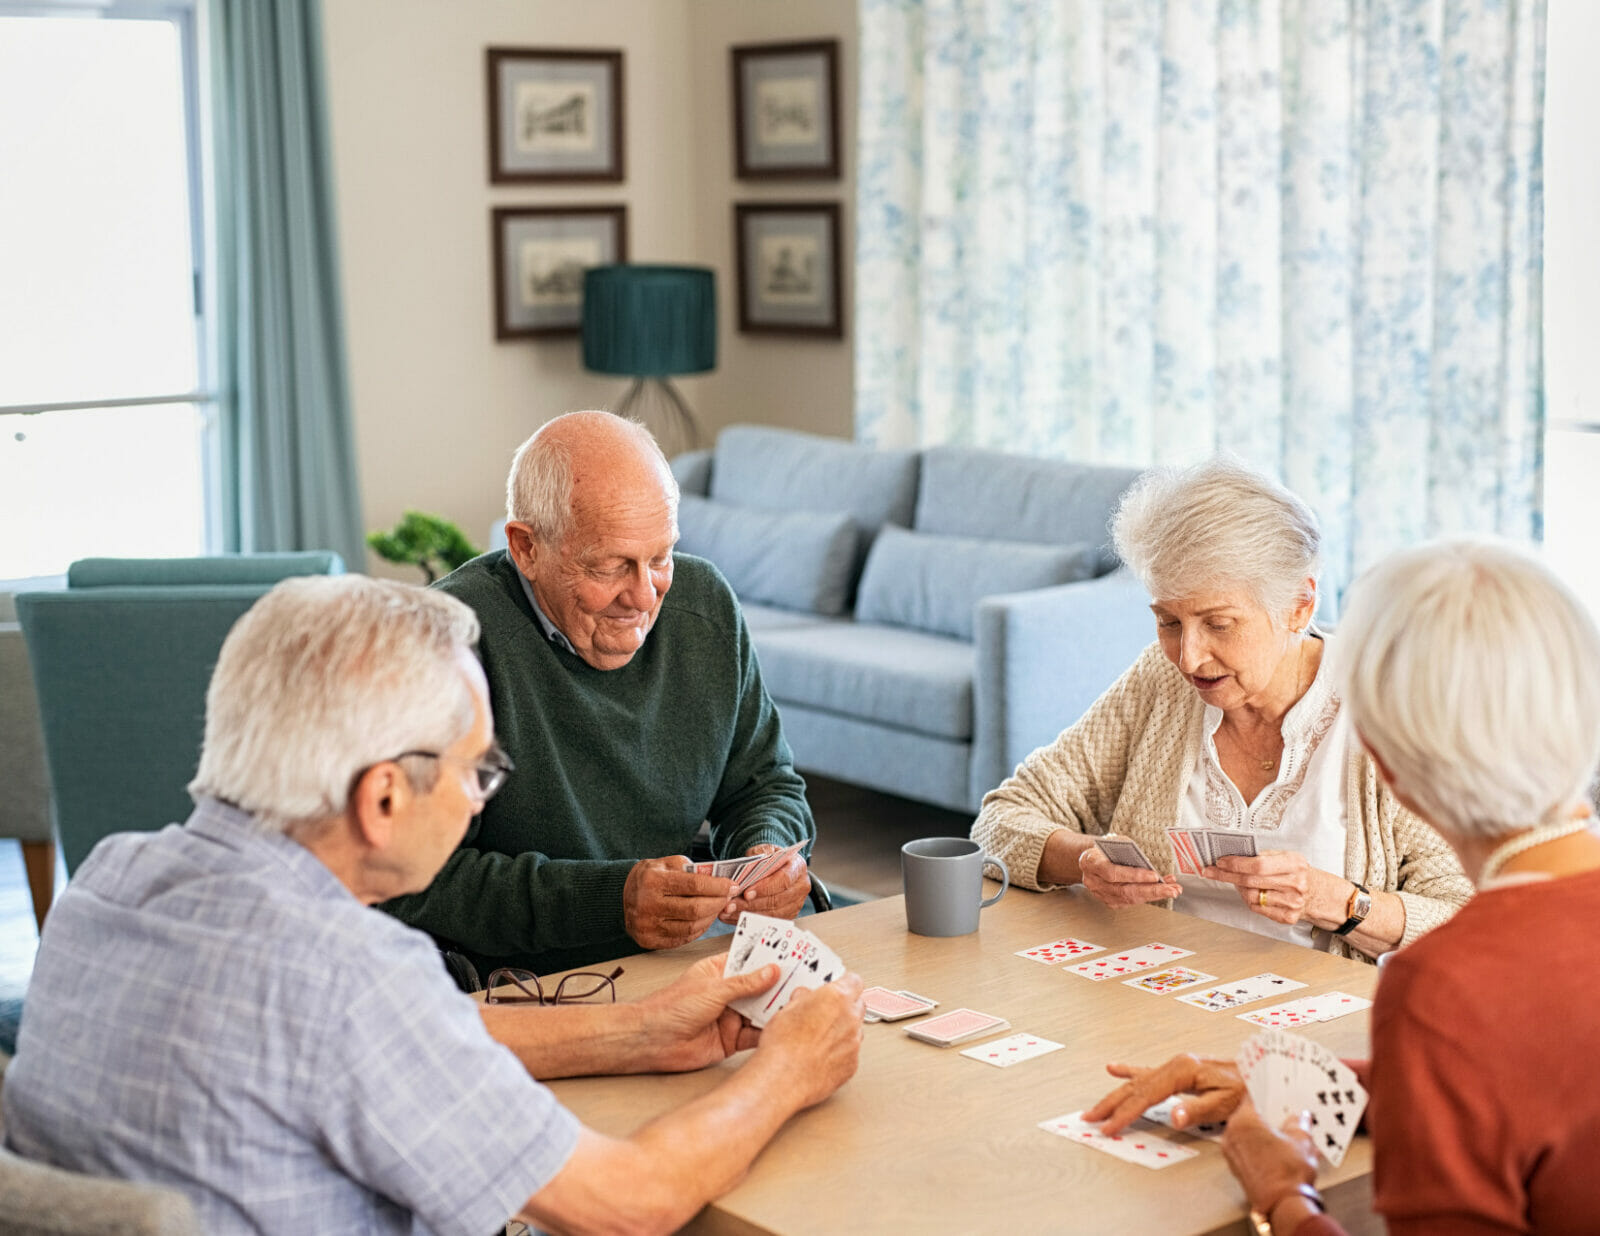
856, 0, 1546, 604
210, 0, 364, 568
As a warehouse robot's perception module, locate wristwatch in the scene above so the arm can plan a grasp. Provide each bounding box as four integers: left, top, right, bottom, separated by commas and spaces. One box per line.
1333, 881, 1372, 937
1249, 1183, 1326, 1235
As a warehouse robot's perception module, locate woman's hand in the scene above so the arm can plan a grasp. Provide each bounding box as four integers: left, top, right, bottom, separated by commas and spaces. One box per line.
1206, 851, 1340, 927
1082, 1054, 1246, 1135
1079, 842, 1182, 908
1221, 1101, 1320, 1217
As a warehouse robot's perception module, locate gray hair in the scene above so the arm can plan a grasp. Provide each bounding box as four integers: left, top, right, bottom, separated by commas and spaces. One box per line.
505, 412, 675, 545
1335, 539, 1600, 842
189, 576, 481, 835
1111, 457, 1321, 623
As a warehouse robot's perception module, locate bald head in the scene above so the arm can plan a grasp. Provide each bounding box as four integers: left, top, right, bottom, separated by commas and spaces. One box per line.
506, 411, 676, 544
503, 412, 680, 669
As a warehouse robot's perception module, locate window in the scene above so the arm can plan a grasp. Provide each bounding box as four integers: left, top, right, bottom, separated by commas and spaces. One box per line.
0, 4, 212, 581
1543, 3, 1600, 620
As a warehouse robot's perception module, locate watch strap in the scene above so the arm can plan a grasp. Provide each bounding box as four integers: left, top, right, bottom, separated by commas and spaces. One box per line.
1333, 881, 1371, 937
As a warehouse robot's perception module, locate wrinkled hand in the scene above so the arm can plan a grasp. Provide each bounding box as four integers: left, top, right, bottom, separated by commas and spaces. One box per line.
623, 857, 736, 950
1079, 842, 1182, 908
636, 953, 778, 1072
1205, 851, 1321, 927
1082, 1053, 1246, 1136
718, 844, 812, 924
756, 972, 865, 1110
1222, 1101, 1320, 1215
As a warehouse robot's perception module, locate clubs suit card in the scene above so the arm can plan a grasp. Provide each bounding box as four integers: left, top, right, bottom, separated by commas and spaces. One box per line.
722, 912, 844, 1029
1236, 1029, 1368, 1166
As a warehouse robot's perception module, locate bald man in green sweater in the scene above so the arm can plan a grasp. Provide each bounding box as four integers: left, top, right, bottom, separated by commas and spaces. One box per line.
384, 412, 814, 981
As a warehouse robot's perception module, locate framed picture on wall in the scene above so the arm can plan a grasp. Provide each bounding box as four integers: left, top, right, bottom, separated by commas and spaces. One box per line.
731, 39, 840, 179
492, 205, 628, 338
734, 201, 842, 337
486, 47, 625, 182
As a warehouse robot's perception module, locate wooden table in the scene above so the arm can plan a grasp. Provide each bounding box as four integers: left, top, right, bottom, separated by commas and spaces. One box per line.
547, 886, 1382, 1235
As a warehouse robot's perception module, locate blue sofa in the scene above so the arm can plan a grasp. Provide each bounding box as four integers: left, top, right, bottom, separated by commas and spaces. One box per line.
671, 425, 1155, 813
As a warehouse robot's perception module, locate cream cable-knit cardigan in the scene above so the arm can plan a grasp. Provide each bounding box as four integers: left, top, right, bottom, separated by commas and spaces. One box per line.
972, 643, 1472, 961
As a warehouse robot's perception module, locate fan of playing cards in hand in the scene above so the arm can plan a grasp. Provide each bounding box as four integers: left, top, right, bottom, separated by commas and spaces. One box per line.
1236, 1028, 1369, 1167
721, 912, 846, 1028
687, 841, 807, 894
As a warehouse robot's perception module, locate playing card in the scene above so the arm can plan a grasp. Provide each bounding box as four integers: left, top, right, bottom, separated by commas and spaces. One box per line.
959, 1032, 1064, 1068
1206, 830, 1260, 860
1038, 1112, 1200, 1169
862, 987, 937, 1022
1298, 990, 1373, 1022
1237, 994, 1327, 1028
685, 841, 807, 893
723, 913, 845, 1029
1142, 1096, 1226, 1141
1123, 966, 1217, 995
1094, 836, 1156, 870
1236, 1030, 1367, 1167
1065, 942, 1195, 980
1015, 937, 1106, 964
1166, 829, 1208, 875
1177, 972, 1308, 1012
904, 1008, 1010, 1046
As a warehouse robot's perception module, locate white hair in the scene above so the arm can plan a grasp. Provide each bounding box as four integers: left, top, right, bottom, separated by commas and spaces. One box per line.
505, 412, 675, 544
1335, 538, 1600, 842
189, 575, 481, 834
1111, 457, 1321, 624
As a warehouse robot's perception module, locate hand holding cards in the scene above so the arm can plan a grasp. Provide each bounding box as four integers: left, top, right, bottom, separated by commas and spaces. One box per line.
688, 841, 807, 894
1236, 1029, 1368, 1166
722, 912, 844, 1028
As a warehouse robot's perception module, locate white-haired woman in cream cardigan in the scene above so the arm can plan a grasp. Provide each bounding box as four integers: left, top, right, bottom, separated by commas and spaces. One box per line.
971, 459, 1471, 960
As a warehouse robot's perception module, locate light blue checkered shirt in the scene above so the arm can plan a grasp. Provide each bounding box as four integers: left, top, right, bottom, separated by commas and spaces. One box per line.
2, 797, 579, 1235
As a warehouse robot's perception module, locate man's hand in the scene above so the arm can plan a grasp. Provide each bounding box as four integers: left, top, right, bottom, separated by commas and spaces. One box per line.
624, 857, 736, 950
635, 953, 779, 1072
719, 844, 811, 924
753, 972, 865, 1109
1221, 1101, 1320, 1216
1078, 844, 1182, 908
1081, 1053, 1246, 1135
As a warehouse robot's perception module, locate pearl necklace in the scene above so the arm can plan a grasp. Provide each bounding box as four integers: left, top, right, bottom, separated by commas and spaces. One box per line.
1476, 815, 1596, 886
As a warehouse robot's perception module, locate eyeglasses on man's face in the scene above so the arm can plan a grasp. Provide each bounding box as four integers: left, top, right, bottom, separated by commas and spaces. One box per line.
392, 740, 515, 804
482, 966, 624, 1006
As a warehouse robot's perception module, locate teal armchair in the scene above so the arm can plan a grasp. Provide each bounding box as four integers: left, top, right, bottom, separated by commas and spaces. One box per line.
16, 554, 343, 874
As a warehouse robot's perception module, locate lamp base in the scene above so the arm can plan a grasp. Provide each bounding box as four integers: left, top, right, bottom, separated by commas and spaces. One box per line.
612, 377, 701, 456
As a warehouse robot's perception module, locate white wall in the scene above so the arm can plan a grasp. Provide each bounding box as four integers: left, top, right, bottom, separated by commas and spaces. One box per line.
321, 0, 856, 575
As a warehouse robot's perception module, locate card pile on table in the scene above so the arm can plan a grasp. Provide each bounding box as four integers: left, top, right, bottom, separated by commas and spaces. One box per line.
1038, 1111, 1199, 1169
861, 986, 937, 1022
1065, 942, 1194, 980
687, 841, 806, 893
1176, 972, 1307, 1012
1237, 990, 1373, 1027
1237, 1029, 1368, 1165
721, 912, 843, 1028
905, 1008, 1009, 1046
1166, 827, 1263, 874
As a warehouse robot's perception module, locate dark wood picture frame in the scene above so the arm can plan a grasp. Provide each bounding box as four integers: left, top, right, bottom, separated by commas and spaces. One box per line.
487, 47, 625, 183
492, 205, 628, 339
734, 201, 843, 338
731, 39, 840, 180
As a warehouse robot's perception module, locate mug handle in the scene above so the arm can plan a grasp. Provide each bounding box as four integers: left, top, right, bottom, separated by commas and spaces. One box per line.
979, 854, 1009, 909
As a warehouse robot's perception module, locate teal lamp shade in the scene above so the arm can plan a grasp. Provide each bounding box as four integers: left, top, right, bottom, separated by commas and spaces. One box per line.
582, 265, 717, 377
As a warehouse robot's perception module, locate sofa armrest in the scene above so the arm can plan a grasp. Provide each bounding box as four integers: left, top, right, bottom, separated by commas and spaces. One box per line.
671, 448, 713, 496
0, 1146, 201, 1236
970, 570, 1153, 809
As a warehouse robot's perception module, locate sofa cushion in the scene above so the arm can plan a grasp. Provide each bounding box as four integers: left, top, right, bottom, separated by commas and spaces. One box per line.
739, 602, 840, 634
915, 446, 1142, 566
854, 527, 1100, 641
709, 425, 919, 535
752, 621, 975, 741
676, 495, 859, 616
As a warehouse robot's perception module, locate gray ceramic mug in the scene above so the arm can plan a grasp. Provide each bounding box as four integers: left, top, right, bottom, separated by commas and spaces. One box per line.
901, 837, 1010, 936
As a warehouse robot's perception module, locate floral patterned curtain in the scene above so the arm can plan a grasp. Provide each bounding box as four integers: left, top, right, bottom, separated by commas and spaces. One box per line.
855, 0, 1546, 601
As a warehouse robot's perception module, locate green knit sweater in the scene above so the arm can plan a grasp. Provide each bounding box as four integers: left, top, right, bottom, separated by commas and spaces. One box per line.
382, 550, 813, 976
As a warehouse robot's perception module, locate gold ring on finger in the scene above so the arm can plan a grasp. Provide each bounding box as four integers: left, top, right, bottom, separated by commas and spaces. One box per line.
1258, 889, 1268, 908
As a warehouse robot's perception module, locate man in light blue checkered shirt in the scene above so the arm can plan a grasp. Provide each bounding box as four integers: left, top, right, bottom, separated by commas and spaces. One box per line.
2, 576, 864, 1234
